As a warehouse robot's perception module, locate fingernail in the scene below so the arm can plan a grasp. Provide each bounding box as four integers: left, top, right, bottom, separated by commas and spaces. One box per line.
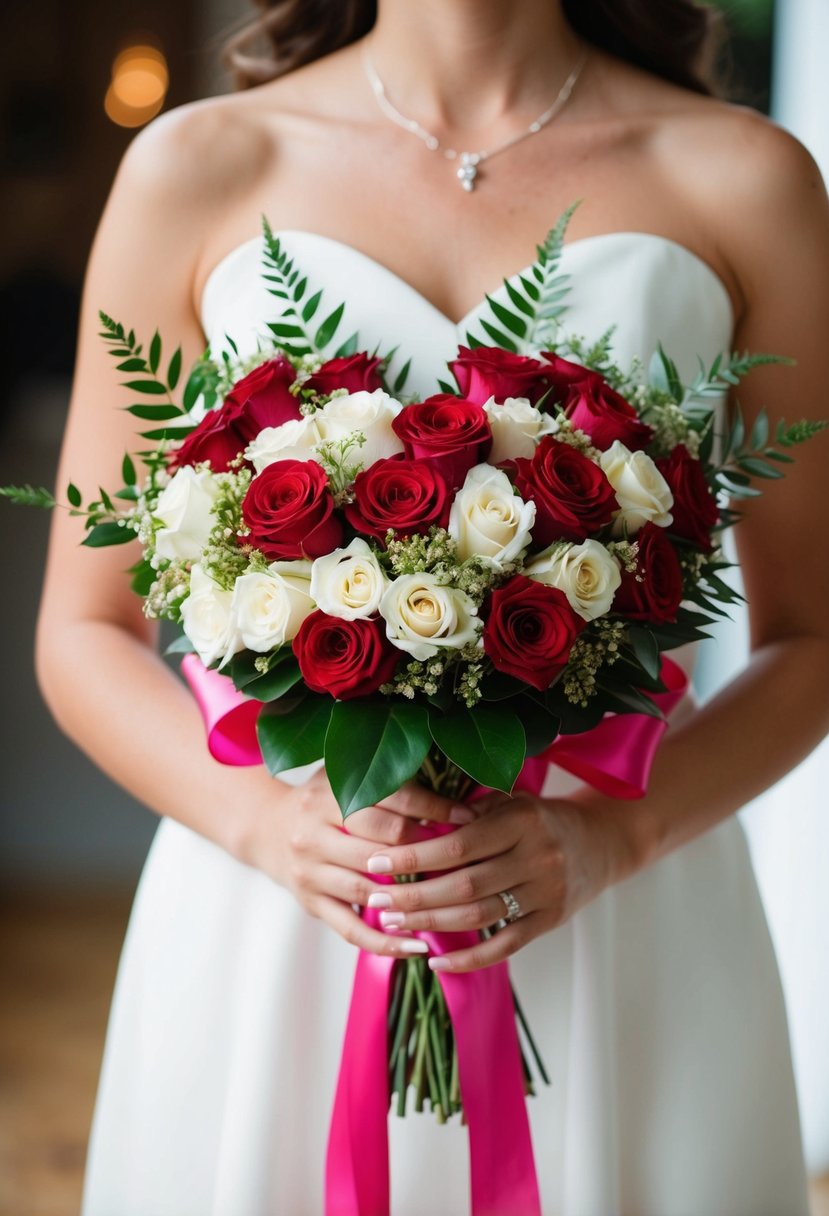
367, 892, 393, 909
380, 911, 405, 927
399, 939, 429, 955
449, 805, 476, 825
428, 956, 452, 971
367, 855, 393, 874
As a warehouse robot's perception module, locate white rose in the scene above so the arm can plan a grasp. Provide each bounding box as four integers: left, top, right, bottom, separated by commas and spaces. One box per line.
180, 564, 242, 669
380, 573, 480, 661
448, 464, 536, 566
232, 561, 314, 652
600, 440, 674, 535
526, 539, 622, 621
309, 538, 388, 621
154, 467, 220, 562
317, 389, 404, 468
245, 415, 323, 473
482, 395, 558, 462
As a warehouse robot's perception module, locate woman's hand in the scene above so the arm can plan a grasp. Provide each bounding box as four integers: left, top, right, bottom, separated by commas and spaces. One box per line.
242, 766, 470, 958
360, 792, 637, 973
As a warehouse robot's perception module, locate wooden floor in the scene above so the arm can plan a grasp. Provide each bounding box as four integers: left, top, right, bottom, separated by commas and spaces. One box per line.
1, 889, 828, 1216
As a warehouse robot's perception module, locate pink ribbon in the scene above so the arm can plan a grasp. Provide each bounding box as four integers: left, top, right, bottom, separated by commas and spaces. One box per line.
181, 652, 689, 1214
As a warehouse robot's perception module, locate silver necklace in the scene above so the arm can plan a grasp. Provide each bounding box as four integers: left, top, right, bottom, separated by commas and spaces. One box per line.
363, 42, 589, 193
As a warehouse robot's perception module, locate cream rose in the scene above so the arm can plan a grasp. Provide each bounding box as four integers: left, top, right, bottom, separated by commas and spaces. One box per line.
600, 440, 674, 535
317, 389, 404, 468
309, 538, 388, 621
154, 466, 220, 562
448, 464, 536, 566
245, 415, 323, 473
232, 561, 314, 652
379, 574, 480, 661
482, 395, 558, 462
526, 539, 622, 621
180, 564, 241, 669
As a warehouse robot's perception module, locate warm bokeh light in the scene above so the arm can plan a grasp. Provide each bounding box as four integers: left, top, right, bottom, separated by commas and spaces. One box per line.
104, 42, 169, 129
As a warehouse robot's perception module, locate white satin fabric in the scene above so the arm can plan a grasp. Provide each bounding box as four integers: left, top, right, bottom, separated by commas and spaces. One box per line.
81, 230, 809, 1216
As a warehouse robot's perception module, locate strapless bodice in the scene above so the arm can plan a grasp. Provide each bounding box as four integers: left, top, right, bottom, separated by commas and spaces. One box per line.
200, 228, 735, 399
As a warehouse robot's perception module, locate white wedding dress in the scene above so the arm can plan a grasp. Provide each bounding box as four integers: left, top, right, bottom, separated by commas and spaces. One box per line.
81, 230, 810, 1216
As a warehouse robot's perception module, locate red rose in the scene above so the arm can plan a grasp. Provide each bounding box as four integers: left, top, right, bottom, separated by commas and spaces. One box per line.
614, 522, 684, 623
514, 437, 617, 546
226, 357, 302, 436
303, 352, 384, 396
449, 346, 555, 406
242, 459, 342, 559
292, 611, 400, 700
391, 395, 492, 487
563, 375, 653, 452
169, 397, 251, 472
483, 574, 585, 691
171, 357, 301, 472
656, 445, 719, 550
344, 455, 451, 542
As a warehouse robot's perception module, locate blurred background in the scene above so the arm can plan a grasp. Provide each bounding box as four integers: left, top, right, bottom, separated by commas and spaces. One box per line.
0, 0, 826, 1211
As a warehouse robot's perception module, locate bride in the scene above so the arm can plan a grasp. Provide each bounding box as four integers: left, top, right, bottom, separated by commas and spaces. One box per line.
38, 0, 829, 1212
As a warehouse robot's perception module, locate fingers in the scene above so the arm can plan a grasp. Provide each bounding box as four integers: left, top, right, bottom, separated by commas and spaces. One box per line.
427, 913, 540, 973
364, 806, 525, 877
343, 805, 430, 848
366, 858, 525, 916
378, 884, 532, 935
376, 781, 471, 825
314, 895, 430, 958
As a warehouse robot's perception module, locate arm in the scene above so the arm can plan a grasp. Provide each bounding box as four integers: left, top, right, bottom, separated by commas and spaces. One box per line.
36, 101, 452, 958
357, 119, 829, 971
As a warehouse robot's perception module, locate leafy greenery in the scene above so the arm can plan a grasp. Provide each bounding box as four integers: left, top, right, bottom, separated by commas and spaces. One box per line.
261, 218, 356, 359
325, 700, 433, 818
465, 200, 580, 353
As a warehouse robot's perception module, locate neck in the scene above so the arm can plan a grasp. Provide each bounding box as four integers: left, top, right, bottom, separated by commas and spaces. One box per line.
367, 0, 585, 134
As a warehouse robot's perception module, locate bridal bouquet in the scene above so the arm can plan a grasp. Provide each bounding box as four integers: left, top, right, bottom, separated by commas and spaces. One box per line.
4, 206, 824, 1144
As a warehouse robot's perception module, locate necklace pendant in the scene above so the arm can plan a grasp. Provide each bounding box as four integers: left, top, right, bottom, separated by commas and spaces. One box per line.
457, 152, 479, 193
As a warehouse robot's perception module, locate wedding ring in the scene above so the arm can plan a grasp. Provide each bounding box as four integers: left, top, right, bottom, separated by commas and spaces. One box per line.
498, 890, 522, 924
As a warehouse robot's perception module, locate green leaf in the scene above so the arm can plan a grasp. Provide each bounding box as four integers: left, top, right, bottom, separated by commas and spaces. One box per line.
334, 332, 359, 358
149, 331, 161, 375
227, 650, 303, 701
478, 319, 518, 352
129, 558, 155, 595
81, 521, 137, 547
485, 296, 527, 339
325, 700, 432, 818
127, 403, 185, 421
167, 347, 182, 391
736, 455, 785, 479
257, 695, 333, 775
67, 482, 82, 508
598, 683, 665, 720
0, 484, 56, 509
121, 454, 136, 486
301, 289, 323, 323
315, 302, 345, 351
393, 358, 412, 395
140, 425, 195, 440
122, 379, 168, 395
164, 633, 196, 656
116, 357, 146, 372
750, 409, 769, 450
627, 626, 661, 681
511, 696, 560, 757
428, 705, 526, 793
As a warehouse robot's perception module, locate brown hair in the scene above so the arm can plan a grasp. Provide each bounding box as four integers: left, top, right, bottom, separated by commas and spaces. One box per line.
224, 0, 725, 96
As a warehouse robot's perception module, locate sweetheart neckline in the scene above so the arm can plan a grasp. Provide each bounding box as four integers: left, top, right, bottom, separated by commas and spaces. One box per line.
200, 227, 735, 337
